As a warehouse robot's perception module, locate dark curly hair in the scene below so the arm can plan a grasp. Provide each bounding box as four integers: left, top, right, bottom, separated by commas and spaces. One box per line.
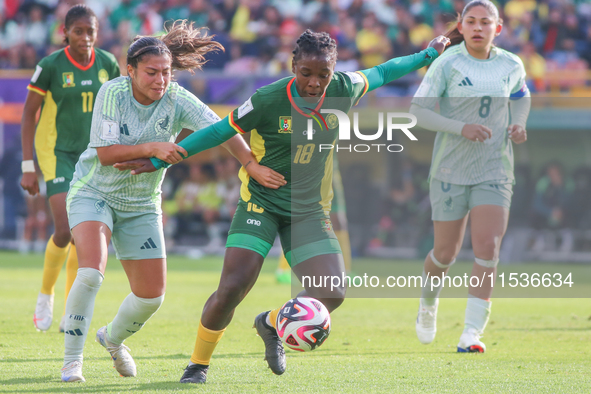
292, 29, 337, 64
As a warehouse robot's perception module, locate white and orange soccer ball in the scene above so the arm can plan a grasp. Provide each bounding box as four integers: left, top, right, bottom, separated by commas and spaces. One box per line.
276, 297, 331, 352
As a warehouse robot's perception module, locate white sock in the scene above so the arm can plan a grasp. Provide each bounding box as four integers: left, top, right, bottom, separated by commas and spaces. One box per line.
464, 296, 492, 333
421, 270, 443, 307
107, 293, 164, 345
63, 268, 104, 365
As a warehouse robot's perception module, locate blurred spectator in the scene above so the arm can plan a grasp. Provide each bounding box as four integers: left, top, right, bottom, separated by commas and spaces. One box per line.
174, 163, 224, 248
0, 0, 589, 90
568, 166, 591, 230
24, 5, 48, 52
356, 13, 391, 68
518, 41, 547, 92
531, 162, 575, 253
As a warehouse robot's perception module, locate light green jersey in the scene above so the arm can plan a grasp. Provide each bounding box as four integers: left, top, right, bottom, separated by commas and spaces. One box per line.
412, 41, 529, 185
68, 76, 220, 213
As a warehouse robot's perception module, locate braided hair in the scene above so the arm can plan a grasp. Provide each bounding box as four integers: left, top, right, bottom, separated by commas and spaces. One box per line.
64, 5, 98, 44
127, 20, 224, 73
292, 29, 337, 64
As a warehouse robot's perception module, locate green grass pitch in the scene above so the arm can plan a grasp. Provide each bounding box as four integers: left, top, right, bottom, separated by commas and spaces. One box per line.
1, 250, 590, 393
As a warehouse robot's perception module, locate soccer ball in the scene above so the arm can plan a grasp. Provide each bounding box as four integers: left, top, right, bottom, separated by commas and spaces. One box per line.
275, 297, 331, 352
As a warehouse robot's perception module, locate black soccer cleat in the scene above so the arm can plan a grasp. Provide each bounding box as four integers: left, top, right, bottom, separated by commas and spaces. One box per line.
254, 311, 286, 375
179, 363, 209, 384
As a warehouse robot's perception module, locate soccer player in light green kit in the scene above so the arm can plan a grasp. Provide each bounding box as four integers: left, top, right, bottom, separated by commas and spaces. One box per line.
120, 29, 450, 383
60, 21, 282, 383
411, 0, 530, 353
20, 5, 120, 333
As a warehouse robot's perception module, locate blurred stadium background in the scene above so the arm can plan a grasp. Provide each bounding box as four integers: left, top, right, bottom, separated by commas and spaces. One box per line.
1, 0, 590, 264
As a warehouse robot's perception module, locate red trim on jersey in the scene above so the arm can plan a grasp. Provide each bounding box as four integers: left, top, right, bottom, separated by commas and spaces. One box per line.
228, 112, 246, 134
64, 46, 95, 71
286, 78, 325, 117
27, 84, 46, 96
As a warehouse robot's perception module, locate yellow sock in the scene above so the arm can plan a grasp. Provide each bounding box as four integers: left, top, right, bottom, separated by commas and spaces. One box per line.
277, 253, 290, 270
190, 320, 226, 365
268, 307, 282, 329
40, 236, 70, 295
63, 243, 78, 313
335, 230, 352, 273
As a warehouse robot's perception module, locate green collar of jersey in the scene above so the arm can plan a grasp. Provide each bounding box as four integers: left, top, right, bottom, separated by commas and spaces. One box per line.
460, 41, 498, 62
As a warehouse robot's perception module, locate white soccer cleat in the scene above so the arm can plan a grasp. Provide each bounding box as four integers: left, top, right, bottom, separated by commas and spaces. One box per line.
416, 298, 438, 344
34, 292, 54, 331
457, 328, 486, 353
96, 326, 137, 377
59, 315, 66, 333
61, 360, 85, 382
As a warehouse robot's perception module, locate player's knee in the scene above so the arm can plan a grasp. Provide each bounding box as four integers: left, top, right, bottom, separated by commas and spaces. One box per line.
474, 238, 500, 260
76, 267, 104, 289
53, 228, 72, 247
432, 248, 457, 267
215, 279, 249, 308
133, 293, 165, 314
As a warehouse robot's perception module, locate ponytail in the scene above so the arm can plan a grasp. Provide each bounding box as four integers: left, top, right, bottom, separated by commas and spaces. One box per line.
127, 20, 224, 73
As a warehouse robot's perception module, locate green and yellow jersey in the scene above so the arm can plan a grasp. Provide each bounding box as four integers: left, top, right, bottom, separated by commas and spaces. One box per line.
27, 46, 120, 183
151, 47, 439, 217
227, 71, 368, 217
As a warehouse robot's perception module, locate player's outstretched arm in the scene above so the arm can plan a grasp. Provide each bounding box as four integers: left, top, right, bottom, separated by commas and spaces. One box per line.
97, 142, 188, 166
360, 36, 450, 92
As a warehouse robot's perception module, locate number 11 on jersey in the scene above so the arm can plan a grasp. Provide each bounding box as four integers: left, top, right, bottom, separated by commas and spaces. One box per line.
81, 91, 94, 113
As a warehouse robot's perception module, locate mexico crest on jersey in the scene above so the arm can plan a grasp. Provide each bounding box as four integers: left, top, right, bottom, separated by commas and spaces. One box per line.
155, 115, 171, 135
98, 69, 108, 84
62, 72, 75, 88
278, 116, 292, 133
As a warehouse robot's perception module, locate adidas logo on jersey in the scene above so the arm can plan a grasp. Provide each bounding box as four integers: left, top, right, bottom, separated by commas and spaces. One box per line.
120, 124, 130, 135
458, 77, 473, 87
141, 238, 158, 250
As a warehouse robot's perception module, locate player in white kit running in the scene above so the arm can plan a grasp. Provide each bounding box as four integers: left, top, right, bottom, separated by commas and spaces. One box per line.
410, 0, 531, 353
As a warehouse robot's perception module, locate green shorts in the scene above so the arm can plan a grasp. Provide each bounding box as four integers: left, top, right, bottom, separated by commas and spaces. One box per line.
430, 179, 513, 221
226, 199, 341, 267
37, 150, 79, 197
67, 195, 165, 260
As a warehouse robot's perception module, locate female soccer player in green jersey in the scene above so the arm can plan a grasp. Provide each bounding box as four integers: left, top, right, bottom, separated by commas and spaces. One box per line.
410, 0, 530, 353
60, 21, 281, 383
20, 5, 120, 333
119, 30, 450, 383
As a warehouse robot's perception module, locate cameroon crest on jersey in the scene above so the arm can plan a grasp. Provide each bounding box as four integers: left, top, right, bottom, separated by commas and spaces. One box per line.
279, 116, 292, 133
62, 72, 75, 88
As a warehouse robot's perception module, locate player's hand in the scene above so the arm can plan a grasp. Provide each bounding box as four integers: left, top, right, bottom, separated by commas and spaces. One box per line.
114, 158, 157, 175
507, 124, 527, 144
150, 142, 188, 164
20, 172, 39, 196
428, 35, 451, 56
461, 124, 492, 142
245, 161, 287, 189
